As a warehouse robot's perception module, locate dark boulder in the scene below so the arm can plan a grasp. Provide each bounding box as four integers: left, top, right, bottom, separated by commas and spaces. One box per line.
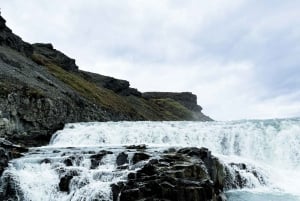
178, 147, 211, 159
40, 158, 52, 164
90, 150, 113, 169
63, 155, 84, 167
132, 152, 151, 164
178, 147, 225, 190
59, 175, 73, 192
58, 168, 81, 193
136, 163, 157, 177
125, 144, 147, 150
117, 147, 227, 201
116, 152, 128, 166
63, 158, 73, 166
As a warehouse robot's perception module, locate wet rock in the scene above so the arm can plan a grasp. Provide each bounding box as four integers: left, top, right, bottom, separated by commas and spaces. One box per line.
63, 155, 84, 167
116, 152, 128, 166
63, 158, 73, 166
58, 169, 81, 193
40, 158, 51, 164
90, 150, 113, 169
111, 183, 125, 201
137, 163, 157, 177
117, 147, 227, 201
119, 188, 140, 201
82, 150, 96, 155
178, 147, 211, 159
0, 171, 25, 200
117, 165, 129, 170
0, 148, 8, 175
219, 192, 227, 201
164, 147, 177, 153
90, 159, 102, 169
125, 144, 147, 150
127, 172, 136, 180
159, 153, 186, 165
132, 152, 150, 164
224, 162, 266, 189
229, 162, 246, 170
59, 175, 73, 192
177, 147, 226, 190
0, 138, 28, 176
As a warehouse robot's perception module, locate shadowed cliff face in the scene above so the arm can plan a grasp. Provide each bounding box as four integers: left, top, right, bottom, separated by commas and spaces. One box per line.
0, 14, 211, 146
0, 15, 32, 57
32, 43, 78, 71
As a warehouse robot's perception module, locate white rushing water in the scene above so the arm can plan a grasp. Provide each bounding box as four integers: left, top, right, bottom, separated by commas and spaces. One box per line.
1, 118, 300, 201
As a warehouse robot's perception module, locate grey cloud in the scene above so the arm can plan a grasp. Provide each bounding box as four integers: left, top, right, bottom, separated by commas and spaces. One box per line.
1, 0, 300, 120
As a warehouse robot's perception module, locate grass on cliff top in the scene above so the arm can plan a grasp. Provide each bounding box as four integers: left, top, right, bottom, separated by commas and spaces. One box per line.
150, 98, 194, 120
31, 53, 195, 120
31, 53, 136, 114
124, 96, 166, 120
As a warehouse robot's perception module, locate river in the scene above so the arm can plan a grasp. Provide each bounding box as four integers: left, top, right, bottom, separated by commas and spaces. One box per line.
1, 118, 299, 200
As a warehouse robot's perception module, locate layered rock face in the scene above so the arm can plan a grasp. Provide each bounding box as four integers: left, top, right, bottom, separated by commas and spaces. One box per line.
0, 138, 27, 175
77, 70, 142, 97
32, 43, 78, 71
113, 147, 226, 201
143, 92, 202, 112
143, 92, 212, 121
0, 14, 211, 146
0, 15, 32, 57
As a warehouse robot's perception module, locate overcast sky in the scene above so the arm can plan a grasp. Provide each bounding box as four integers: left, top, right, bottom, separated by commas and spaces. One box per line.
2, 0, 300, 120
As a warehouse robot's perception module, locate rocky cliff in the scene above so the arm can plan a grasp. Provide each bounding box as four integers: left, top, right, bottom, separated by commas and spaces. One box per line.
0, 14, 211, 146
142, 92, 210, 121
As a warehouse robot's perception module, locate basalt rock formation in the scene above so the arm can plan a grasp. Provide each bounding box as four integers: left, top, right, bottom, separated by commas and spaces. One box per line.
0, 14, 211, 147
143, 92, 202, 112
0, 138, 27, 176
142, 92, 211, 121
114, 147, 227, 201
0, 144, 227, 201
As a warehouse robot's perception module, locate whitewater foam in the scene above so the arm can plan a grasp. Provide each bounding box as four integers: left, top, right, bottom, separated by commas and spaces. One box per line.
50, 119, 300, 169
1, 118, 300, 200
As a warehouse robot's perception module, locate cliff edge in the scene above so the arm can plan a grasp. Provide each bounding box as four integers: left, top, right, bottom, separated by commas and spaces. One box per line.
0, 14, 212, 146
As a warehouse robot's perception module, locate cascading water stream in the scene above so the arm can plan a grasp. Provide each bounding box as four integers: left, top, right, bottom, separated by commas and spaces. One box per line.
0, 118, 299, 201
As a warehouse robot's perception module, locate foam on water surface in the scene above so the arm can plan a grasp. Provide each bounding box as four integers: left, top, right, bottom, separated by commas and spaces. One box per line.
1, 118, 300, 200
50, 119, 300, 169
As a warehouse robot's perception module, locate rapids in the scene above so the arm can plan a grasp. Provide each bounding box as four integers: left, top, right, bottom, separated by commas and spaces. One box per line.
0, 118, 299, 200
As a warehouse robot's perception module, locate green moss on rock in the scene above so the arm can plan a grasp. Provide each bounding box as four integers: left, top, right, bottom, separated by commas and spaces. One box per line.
151, 98, 194, 120
32, 53, 137, 114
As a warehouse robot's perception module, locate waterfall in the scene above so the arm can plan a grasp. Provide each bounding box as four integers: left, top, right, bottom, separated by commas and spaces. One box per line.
1, 118, 300, 200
